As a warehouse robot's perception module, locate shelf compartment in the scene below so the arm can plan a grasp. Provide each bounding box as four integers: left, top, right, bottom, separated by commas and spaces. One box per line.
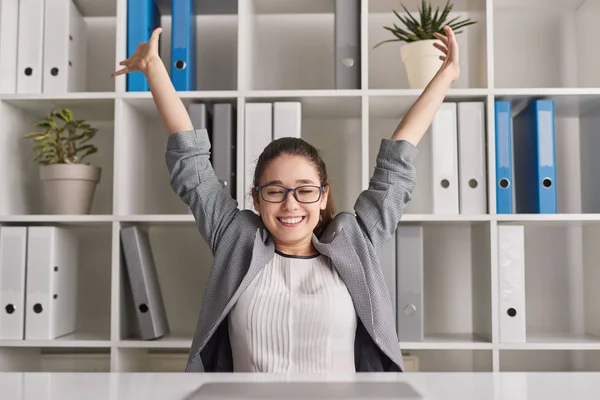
368, 94, 489, 215
0, 347, 110, 372
493, 0, 599, 88
116, 97, 238, 215
497, 221, 600, 343
0, 99, 115, 216
243, 0, 342, 90
114, 347, 190, 372
499, 349, 600, 372
244, 95, 362, 214
368, 0, 488, 89
0, 223, 113, 342
493, 93, 600, 214
399, 349, 492, 372
116, 222, 210, 344
129, 1, 239, 91
394, 221, 493, 344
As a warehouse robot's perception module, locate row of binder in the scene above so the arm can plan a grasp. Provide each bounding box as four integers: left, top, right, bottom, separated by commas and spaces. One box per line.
0, 225, 169, 341
244, 101, 302, 210
126, 0, 361, 91
495, 99, 557, 214
0, 226, 78, 340
187, 102, 237, 198
127, 0, 195, 91
429, 102, 488, 215
0, 0, 87, 94
383, 224, 527, 343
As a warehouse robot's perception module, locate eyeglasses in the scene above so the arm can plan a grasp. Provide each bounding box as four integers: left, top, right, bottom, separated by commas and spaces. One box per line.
255, 184, 324, 204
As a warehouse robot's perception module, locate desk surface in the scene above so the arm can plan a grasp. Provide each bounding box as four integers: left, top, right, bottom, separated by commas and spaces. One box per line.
1, 372, 599, 399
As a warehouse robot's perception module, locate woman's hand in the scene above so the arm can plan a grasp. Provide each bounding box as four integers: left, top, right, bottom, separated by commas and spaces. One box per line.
112, 27, 162, 77
433, 25, 460, 82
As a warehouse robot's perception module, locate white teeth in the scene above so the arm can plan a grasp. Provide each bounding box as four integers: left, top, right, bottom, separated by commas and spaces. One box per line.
279, 217, 303, 224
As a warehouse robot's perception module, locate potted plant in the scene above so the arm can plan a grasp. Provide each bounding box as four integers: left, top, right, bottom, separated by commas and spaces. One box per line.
23, 108, 102, 214
373, 0, 476, 88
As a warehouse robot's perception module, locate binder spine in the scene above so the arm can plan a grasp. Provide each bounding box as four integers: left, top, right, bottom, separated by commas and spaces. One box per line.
334, 0, 360, 89
494, 101, 513, 214
127, 0, 161, 91
171, 0, 196, 91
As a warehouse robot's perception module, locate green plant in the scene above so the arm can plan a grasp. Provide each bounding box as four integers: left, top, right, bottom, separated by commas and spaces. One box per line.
373, 0, 476, 48
23, 108, 99, 165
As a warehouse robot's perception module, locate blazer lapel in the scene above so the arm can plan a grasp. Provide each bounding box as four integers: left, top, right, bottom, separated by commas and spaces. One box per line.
312, 229, 375, 339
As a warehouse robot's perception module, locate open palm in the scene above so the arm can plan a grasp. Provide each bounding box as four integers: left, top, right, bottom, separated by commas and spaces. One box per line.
112, 27, 162, 77
433, 25, 460, 82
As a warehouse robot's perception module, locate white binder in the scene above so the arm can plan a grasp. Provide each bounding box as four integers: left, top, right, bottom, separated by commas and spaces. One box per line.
396, 224, 424, 341
498, 225, 527, 342
42, 0, 87, 93
244, 103, 272, 210
17, 0, 45, 93
0, 0, 19, 93
457, 102, 487, 214
0, 226, 28, 339
273, 102, 301, 139
25, 226, 78, 340
430, 102, 459, 214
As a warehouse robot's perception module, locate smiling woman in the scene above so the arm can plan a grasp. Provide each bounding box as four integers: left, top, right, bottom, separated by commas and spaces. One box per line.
251, 137, 335, 256
113, 25, 460, 374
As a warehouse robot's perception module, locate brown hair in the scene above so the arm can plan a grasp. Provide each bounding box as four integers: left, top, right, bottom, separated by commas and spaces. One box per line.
251, 137, 336, 238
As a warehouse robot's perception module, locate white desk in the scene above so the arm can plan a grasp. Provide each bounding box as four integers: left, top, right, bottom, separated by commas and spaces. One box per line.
0, 372, 599, 399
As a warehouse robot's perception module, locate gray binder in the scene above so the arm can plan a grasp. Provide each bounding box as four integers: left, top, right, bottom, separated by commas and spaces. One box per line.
211, 103, 236, 198
396, 224, 424, 342
334, 0, 361, 89
120, 226, 169, 340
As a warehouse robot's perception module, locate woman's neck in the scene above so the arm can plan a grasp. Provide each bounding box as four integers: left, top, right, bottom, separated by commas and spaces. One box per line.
273, 237, 317, 257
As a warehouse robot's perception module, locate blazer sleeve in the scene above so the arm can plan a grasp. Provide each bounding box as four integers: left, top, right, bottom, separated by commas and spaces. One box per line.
353, 138, 419, 252
165, 129, 240, 253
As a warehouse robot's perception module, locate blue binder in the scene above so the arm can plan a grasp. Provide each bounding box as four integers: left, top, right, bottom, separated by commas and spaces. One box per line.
513, 99, 557, 214
127, 0, 161, 91
171, 0, 196, 91
495, 101, 514, 214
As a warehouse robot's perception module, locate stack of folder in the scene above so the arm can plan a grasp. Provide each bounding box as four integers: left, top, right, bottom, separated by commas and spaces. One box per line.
0, 226, 79, 340
127, 0, 196, 91
495, 99, 557, 214
127, 0, 362, 91
244, 102, 302, 210
187, 102, 237, 200
426, 101, 488, 215
0, 0, 87, 94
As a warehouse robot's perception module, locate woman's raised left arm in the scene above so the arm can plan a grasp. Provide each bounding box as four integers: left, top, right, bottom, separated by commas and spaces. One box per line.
353, 25, 460, 251
391, 25, 460, 146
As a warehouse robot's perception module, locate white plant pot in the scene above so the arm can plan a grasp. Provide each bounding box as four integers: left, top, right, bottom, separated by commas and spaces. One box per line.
400, 39, 444, 89
39, 164, 102, 214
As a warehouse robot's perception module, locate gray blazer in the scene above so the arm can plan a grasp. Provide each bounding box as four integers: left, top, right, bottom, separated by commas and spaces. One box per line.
165, 128, 418, 373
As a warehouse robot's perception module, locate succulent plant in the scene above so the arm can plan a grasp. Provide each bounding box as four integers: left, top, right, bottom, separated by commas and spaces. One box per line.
374, 0, 476, 47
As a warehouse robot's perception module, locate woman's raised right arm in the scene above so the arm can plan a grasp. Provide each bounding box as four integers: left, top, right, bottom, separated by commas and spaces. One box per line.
111, 28, 244, 253
112, 27, 192, 135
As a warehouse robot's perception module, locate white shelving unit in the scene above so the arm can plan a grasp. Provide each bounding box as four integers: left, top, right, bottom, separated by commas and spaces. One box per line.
1, 0, 600, 373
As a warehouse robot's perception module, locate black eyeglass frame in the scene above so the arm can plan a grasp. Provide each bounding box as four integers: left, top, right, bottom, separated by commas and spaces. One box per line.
254, 184, 325, 204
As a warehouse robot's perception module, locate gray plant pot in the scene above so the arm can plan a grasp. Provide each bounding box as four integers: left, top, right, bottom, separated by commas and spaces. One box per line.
39, 164, 102, 214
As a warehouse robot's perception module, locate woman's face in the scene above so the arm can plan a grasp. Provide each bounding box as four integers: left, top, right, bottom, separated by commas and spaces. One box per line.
253, 154, 329, 252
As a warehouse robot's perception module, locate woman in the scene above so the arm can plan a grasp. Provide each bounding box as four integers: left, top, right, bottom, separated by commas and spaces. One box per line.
112, 25, 460, 373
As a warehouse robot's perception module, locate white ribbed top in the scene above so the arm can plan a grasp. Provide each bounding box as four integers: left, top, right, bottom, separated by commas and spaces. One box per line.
228, 250, 357, 373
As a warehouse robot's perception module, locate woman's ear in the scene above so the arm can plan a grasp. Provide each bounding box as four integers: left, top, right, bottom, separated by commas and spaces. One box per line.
320, 185, 329, 210
252, 188, 261, 213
